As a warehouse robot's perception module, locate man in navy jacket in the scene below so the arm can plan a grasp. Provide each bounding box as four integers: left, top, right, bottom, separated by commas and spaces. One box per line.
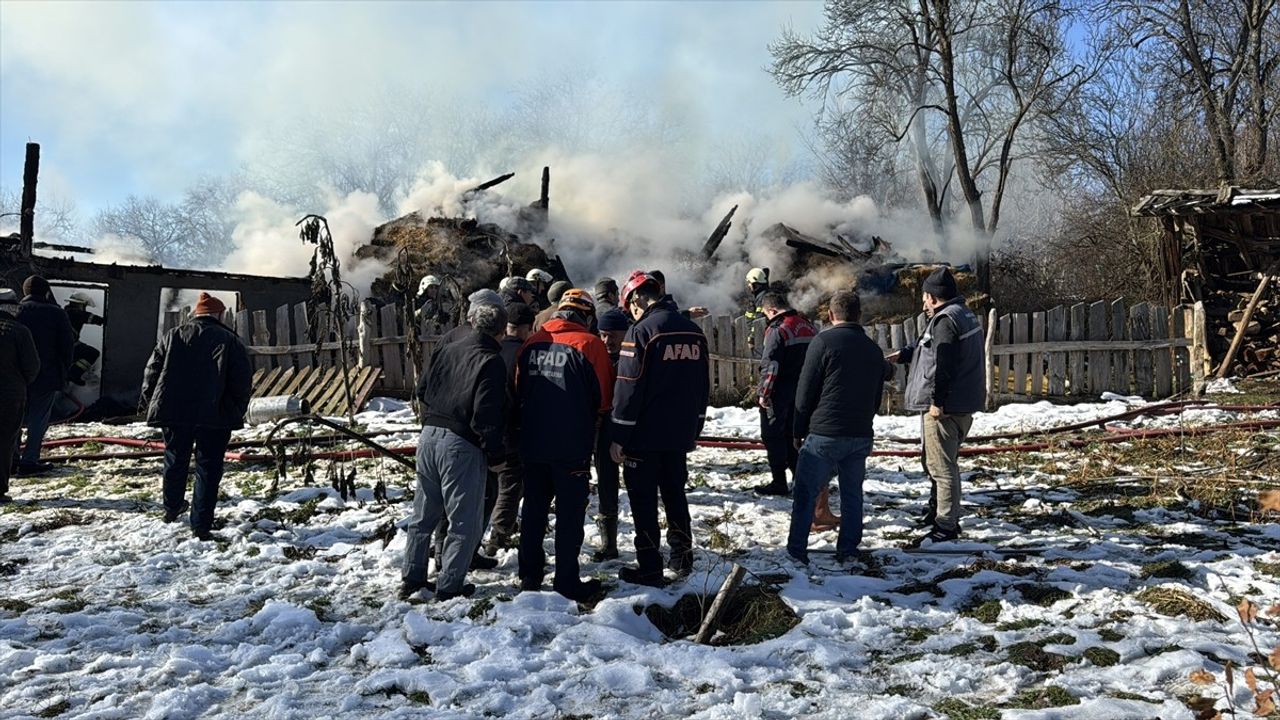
611, 271, 710, 587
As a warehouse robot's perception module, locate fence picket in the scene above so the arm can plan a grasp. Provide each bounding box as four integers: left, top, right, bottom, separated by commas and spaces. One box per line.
275, 304, 294, 370
293, 303, 313, 367
1030, 311, 1046, 396
1047, 306, 1067, 395
1087, 301, 1109, 396
1012, 313, 1028, 395
1172, 306, 1191, 393
378, 303, 405, 391
997, 314, 1012, 394
1109, 299, 1129, 396
1131, 303, 1153, 396
1068, 304, 1087, 395
1151, 305, 1172, 397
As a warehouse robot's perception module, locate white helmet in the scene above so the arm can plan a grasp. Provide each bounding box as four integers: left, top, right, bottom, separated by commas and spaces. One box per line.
746, 267, 769, 286
68, 291, 96, 307
417, 275, 441, 296
498, 277, 515, 293
526, 268, 553, 284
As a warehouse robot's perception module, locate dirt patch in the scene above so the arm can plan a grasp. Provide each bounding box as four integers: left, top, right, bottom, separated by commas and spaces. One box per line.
644, 585, 800, 646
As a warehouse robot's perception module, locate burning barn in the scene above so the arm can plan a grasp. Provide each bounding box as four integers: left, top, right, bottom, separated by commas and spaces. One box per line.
1133, 186, 1280, 376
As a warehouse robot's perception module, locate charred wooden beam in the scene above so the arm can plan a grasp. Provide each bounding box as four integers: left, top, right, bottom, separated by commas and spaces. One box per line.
19, 142, 39, 259
464, 172, 515, 197
701, 205, 737, 260
539, 166, 550, 211
33, 241, 94, 255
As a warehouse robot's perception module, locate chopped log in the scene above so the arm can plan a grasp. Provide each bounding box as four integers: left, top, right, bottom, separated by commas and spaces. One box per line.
1216, 266, 1276, 378
701, 205, 738, 260
694, 564, 747, 645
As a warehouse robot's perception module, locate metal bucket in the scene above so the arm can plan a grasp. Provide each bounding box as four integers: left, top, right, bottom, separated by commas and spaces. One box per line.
247, 395, 311, 425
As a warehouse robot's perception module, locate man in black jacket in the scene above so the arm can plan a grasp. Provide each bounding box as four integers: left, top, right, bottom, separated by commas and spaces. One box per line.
484, 301, 536, 556
15, 276, 75, 476
140, 293, 252, 540
787, 290, 892, 566
404, 302, 508, 601
611, 271, 710, 586
0, 289, 40, 501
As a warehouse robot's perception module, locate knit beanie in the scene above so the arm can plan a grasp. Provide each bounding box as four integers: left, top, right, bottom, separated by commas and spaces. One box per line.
598, 307, 630, 332
547, 280, 572, 305
22, 275, 51, 300
922, 266, 959, 300
193, 292, 226, 317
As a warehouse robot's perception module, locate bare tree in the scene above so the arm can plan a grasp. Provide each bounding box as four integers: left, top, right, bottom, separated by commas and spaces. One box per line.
0, 186, 79, 242
92, 176, 241, 268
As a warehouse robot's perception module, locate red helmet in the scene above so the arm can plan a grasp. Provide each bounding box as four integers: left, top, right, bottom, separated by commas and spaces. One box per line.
557, 288, 596, 315
620, 269, 658, 309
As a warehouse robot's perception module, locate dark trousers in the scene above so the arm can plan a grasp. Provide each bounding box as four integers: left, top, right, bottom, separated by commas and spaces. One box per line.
594, 426, 620, 518
0, 394, 23, 495
518, 460, 591, 591
20, 389, 57, 465
487, 454, 524, 549
623, 451, 693, 577
760, 404, 797, 488
162, 425, 232, 532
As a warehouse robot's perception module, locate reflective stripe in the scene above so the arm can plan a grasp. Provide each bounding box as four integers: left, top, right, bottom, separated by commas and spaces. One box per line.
612, 417, 638, 426
620, 350, 636, 358
959, 326, 982, 341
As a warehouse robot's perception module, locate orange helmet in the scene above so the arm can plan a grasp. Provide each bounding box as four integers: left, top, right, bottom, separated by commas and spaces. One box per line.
557, 288, 596, 315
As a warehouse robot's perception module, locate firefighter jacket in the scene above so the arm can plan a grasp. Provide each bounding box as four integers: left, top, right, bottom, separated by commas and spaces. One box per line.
757, 310, 817, 408
611, 297, 710, 453
515, 317, 615, 464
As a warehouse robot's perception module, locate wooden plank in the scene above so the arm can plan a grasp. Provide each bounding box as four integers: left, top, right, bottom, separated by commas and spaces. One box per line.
733, 315, 750, 390
1130, 303, 1153, 397
1109, 299, 1129, 395
251, 310, 272, 371
283, 366, 319, 400
1172, 306, 1191, 394
1087, 301, 1109, 396
293, 303, 313, 367
1068, 304, 1087, 395
317, 367, 357, 416
1046, 306, 1067, 396
275, 304, 294, 370
1151, 305, 1173, 398
997, 314, 1012, 395
1011, 313, 1028, 395
988, 339, 1194, 354
983, 308, 996, 409
1030, 311, 1046, 397
379, 303, 405, 391
236, 310, 252, 346
715, 314, 732, 393
1191, 301, 1210, 396
261, 367, 295, 398
251, 367, 283, 397
304, 367, 341, 413
899, 318, 916, 400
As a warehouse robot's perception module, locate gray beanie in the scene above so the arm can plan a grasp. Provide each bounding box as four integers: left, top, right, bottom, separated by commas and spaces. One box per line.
0, 288, 17, 314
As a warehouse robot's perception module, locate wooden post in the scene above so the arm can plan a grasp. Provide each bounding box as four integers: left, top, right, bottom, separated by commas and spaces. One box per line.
357, 299, 376, 368
1130, 303, 1153, 397
1087, 301, 1109, 396
19, 142, 39, 259
694, 564, 747, 645
1012, 313, 1028, 396
1216, 268, 1273, 379
1191, 301, 1210, 396
1109, 299, 1129, 395
983, 307, 996, 409
1068, 304, 1087, 395
1046, 305, 1067, 396
1030, 311, 1046, 397
1151, 307, 1172, 398
275, 303, 294, 370
997, 314, 1012, 396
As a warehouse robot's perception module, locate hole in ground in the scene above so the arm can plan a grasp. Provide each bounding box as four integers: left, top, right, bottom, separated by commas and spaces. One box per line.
643, 585, 800, 646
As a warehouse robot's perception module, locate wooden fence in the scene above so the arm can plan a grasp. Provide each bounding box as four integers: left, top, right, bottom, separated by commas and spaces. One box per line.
161, 298, 1210, 407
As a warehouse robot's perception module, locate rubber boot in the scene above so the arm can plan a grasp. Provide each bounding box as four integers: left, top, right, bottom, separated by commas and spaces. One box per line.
592, 515, 619, 562
812, 486, 842, 532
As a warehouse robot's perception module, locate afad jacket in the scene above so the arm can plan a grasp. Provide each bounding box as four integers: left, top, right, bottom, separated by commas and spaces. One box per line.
515, 317, 614, 464
611, 297, 710, 453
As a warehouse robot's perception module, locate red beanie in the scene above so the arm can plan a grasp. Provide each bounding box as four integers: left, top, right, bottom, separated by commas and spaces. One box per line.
193, 292, 226, 317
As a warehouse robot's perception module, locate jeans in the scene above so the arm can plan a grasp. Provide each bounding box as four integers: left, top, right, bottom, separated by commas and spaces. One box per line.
518, 460, 591, 592
20, 390, 58, 465
162, 425, 232, 533
921, 413, 973, 532
786, 434, 872, 562
403, 426, 486, 594
623, 451, 693, 578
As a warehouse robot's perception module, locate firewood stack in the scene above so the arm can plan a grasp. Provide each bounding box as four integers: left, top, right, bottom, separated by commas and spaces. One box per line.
1208, 270, 1280, 377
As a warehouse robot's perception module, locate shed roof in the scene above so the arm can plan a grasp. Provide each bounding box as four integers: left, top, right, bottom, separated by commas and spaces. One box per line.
1132, 186, 1280, 217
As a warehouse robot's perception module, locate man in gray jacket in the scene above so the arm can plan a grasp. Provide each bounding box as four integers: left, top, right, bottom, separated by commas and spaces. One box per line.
891, 267, 985, 545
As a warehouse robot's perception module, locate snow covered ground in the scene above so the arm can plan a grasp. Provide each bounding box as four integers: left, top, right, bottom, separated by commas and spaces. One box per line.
2, 398, 1278, 719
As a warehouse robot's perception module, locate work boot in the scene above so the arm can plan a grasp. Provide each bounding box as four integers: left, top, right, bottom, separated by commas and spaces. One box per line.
519, 577, 542, 593
162, 500, 190, 524
470, 552, 499, 571
399, 578, 436, 600
619, 566, 667, 588
752, 481, 790, 496
15, 462, 52, 477
667, 552, 694, 576
591, 515, 619, 562
812, 487, 841, 531
435, 584, 476, 601
555, 578, 604, 603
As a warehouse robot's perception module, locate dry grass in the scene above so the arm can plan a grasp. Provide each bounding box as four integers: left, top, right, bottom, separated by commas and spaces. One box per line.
1136, 587, 1228, 623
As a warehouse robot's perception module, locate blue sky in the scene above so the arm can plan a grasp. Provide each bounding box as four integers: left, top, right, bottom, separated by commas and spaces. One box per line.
0, 0, 825, 216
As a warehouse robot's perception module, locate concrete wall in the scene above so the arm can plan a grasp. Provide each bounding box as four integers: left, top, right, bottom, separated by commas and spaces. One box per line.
16, 256, 311, 409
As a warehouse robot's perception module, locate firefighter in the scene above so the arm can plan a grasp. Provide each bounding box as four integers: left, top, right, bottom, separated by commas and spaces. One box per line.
415, 275, 451, 327
499, 277, 536, 307
526, 268, 554, 311
753, 292, 817, 496
611, 271, 710, 587
63, 292, 102, 387
515, 289, 614, 601
745, 267, 770, 318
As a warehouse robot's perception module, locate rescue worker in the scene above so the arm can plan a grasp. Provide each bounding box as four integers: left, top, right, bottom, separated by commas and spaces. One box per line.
484, 301, 536, 556
415, 275, 451, 327
516, 289, 614, 601
63, 292, 102, 387
14, 276, 74, 476
592, 307, 630, 561
534, 280, 573, 331
611, 271, 710, 587
745, 267, 770, 318
0, 288, 40, 502
499, 277, 536, 308
890, 267, 985, 546
139, 293, 252, 541
753, 293, 817, 496
594, 278, 619, 316
404, 302, 508, 600
787, 290, 893, 565
526, 268, 554, 311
